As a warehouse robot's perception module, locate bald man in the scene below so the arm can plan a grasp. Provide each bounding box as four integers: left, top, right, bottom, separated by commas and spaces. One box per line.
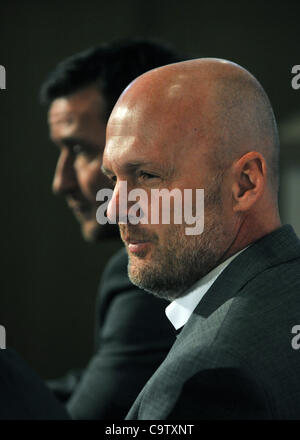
102, 58, 300, 419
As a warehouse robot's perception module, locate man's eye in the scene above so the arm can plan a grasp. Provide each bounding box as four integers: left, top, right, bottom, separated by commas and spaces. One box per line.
139, 171, 158, 180
72, 144, 83, 154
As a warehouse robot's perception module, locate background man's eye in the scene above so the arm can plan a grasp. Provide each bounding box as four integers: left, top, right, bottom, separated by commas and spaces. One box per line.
72, 144, 94, 158
72, 144, 83, 154
72, 144, 85, 154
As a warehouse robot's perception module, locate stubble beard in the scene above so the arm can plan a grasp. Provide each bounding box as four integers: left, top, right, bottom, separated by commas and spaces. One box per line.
127, 215, 226, 301
126, 178, 227, 301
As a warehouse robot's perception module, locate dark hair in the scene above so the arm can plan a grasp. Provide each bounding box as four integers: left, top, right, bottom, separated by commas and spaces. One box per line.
40, 39, 184, 120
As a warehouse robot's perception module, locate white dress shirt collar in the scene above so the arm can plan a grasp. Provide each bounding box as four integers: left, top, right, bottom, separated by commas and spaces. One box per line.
165, 248, 247, 330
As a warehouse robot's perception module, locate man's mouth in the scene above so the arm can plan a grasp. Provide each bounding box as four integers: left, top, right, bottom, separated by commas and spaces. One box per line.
128, 241, 151, 254
123, 236, 152, 255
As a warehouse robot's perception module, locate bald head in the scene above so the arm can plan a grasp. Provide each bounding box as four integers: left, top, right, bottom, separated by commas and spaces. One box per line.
211, 65, 280, 193
108, 58, 279, 194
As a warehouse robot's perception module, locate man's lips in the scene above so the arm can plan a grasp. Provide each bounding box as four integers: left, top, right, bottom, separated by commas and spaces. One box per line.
128, 242, 152, 254
123, 236, 152, 254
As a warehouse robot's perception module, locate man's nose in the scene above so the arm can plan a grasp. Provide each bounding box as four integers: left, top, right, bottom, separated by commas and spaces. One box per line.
106, 181, 129, 224
52, 150, 77, 196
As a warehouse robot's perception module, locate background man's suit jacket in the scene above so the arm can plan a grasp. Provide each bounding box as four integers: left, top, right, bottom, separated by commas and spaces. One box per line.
127, 225, 300, 420
49, 248, 175, 419
0, 349, 69, 419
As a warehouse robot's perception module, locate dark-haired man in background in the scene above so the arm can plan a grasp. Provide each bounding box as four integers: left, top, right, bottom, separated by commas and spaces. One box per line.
40, 40, 183, 419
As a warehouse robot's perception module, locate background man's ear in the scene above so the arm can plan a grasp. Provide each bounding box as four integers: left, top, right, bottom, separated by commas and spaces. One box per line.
232, 152, 266, 212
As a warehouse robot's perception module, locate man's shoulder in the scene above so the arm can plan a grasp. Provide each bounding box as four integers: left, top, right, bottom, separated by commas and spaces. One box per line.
171, 226, 300, 366
0, 348, 69, 419
188, 245, 300, 344
95, 248, 133, 326
222, 257, 300, 349
101, 247, 130, 288
172, 249, 300, 381
221, 228, 300, 340
191, 224, 300, 323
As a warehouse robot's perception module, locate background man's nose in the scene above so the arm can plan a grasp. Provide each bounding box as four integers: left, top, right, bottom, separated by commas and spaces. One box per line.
52, 150, 77, 196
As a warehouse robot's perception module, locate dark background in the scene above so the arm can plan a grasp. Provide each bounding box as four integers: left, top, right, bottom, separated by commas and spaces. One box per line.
0, 0, 299, 378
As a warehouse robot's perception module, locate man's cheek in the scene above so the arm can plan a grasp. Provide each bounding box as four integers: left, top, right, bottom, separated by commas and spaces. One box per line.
88, 161, 108, 193
78, 167, 100, 200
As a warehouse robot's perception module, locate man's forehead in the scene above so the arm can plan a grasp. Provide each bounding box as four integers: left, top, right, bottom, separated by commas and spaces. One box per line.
107, 103, 144, 134
48, 88, 104, 126
103, 128, 173, 172
106, 104, 169, 158
48, 98, 75, 125
104, 134, 150, 165
105, 106, 193, 169
107, 101, 176, 145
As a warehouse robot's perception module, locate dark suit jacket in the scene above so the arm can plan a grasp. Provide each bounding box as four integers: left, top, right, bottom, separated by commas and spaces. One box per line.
49, 248, 175, 419
0, 348, 69, 419
127, 225, 300, 420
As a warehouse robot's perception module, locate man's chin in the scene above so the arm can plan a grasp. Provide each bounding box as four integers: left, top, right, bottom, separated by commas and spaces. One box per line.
128, 264, 181, 301
127, 252, 200, 301
128, 259, 166, 296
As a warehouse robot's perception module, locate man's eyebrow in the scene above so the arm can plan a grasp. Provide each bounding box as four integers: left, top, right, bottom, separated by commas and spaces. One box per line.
52, 136, 101, 150
125, 162, 155, 171
102, 161, 157, 175
124, 161, 176, 179
101, 161, 175, 178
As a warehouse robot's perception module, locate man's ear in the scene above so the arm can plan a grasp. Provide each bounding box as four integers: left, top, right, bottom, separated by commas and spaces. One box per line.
232, 151, 266, 212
